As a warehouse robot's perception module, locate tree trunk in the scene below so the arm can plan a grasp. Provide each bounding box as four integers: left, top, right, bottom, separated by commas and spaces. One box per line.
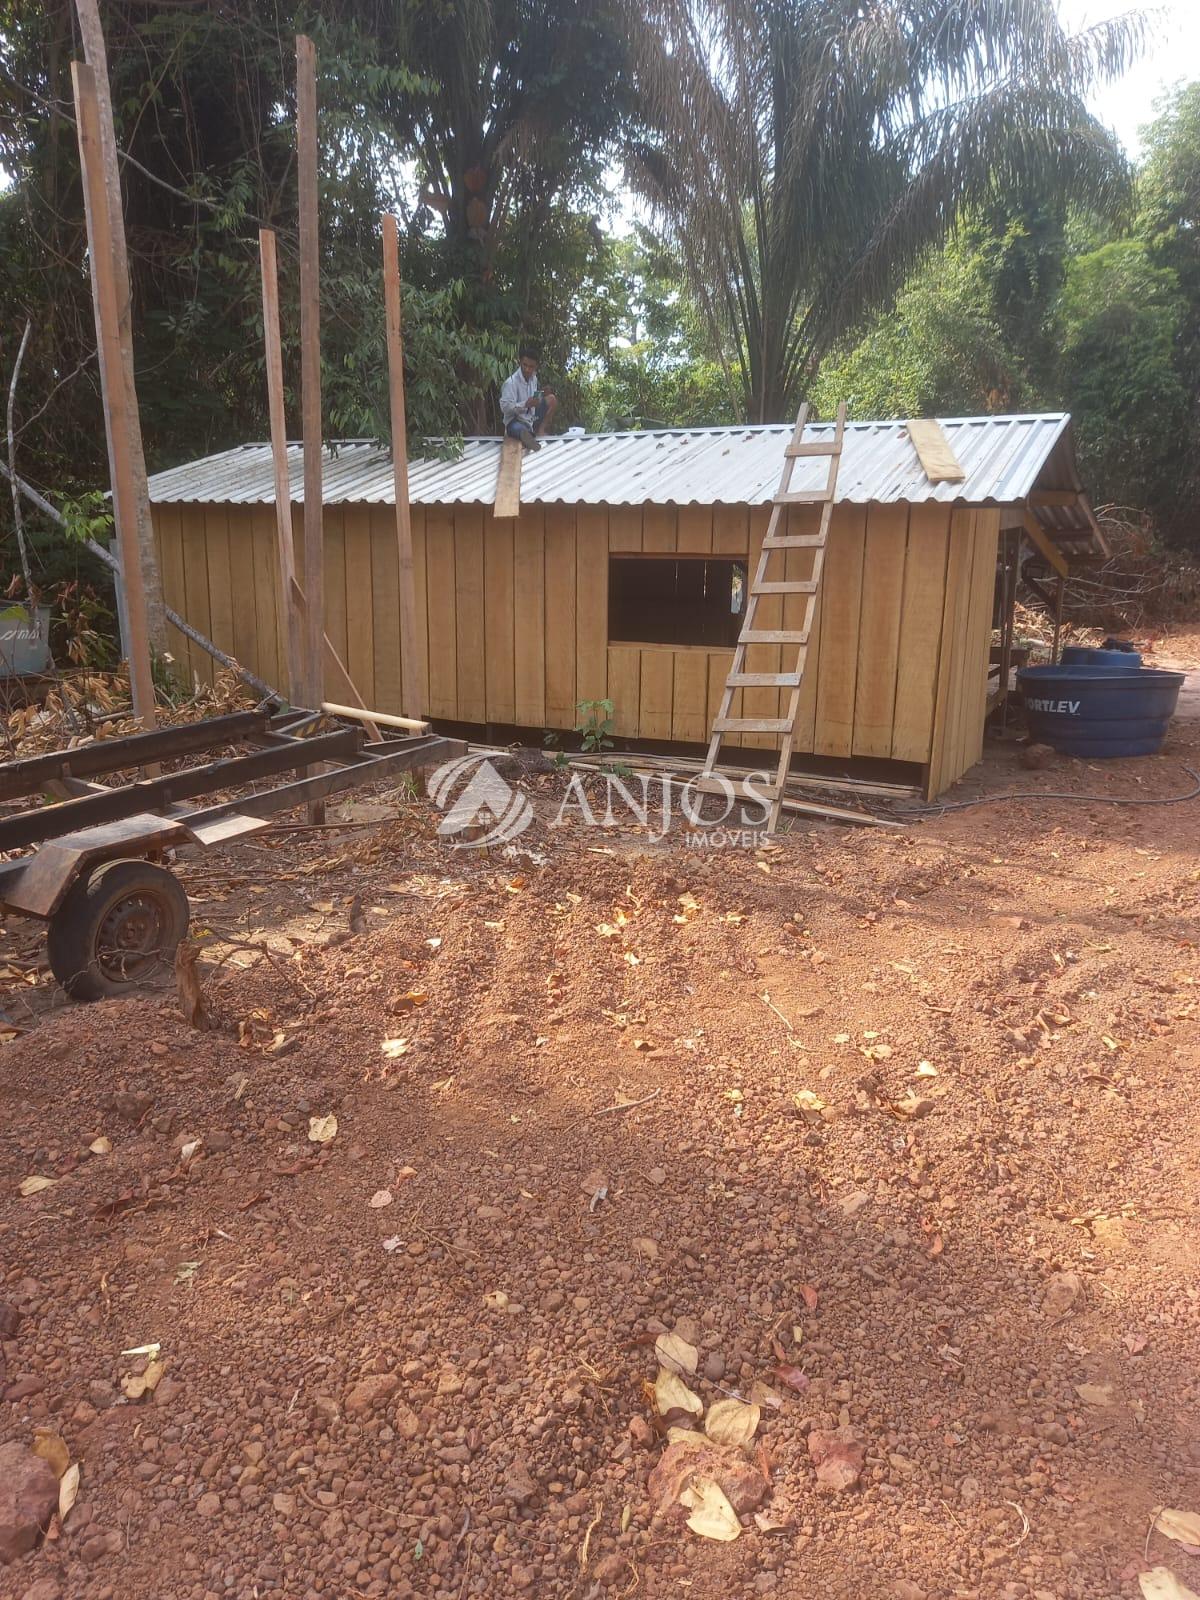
73, 0, 168, 655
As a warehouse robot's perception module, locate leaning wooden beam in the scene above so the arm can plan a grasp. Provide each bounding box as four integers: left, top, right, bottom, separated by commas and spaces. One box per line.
1021, 512, 1069, 579
70, 61, 156, 729
296, 34, 324, 709
494, 438, 524, 519
906, 419, 966, 484
381, 213, 426, 721
72, 0, 168, 656
320, 702, 430, 735
258, 227, 306, 702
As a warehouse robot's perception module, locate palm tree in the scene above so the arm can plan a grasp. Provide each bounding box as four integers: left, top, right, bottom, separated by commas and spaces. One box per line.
624, 0, 1146, 422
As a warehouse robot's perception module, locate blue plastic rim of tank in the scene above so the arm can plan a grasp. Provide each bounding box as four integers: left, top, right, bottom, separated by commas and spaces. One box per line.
1018, 664, 1185, 758
1060, 644, 1143, 670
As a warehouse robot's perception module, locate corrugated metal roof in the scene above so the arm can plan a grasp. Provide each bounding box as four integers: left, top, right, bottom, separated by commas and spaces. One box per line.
146, 413, 1086, 517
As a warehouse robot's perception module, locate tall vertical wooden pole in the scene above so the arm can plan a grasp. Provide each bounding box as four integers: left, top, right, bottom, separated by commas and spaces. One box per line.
296, 35, 324, 709
258, 228, 306, 703
71, 61, 156, 728
72, 0, 168, 657
381, 213, 426, 720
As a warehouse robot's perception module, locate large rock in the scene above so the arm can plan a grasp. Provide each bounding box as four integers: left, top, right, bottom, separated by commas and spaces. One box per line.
343, 1374, 399, 1417
649, 1437, 768, 1518
0, 1442, 58, 1564
808, 1426, 866, 1493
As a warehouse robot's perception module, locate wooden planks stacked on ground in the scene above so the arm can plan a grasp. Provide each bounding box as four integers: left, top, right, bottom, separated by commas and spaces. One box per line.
701, 402, 847, 831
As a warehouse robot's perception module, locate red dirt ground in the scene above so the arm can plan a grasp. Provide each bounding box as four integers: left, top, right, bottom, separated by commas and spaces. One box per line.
1, 639, 1199, 1600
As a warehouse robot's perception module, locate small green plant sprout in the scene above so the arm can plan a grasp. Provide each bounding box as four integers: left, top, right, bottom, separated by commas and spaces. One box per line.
575, 697, 615, 755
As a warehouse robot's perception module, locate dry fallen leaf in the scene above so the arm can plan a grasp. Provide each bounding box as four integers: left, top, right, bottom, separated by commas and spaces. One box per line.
680, 1476, 741, 1541
395, 990, 427, 1009
915, 1060, 938, 1078
793, 1089, 826, 1115
368, 1189, 393, 1209
58, 1461, 80, 1520
179, 1138, 203, 1162
19, 1175, 56, 1197
1141, 1569, 1200, 1600
653, 1368, 703, 1426
88, 1137, 112, 1156
380, 1037, 411, 1060
32, 1430, 71, 1478
704, 1398, 760, 1450
1155, 1510, 1200, 1548
308, 1114, 338, 1144
655, 1332, 699, 1377
798, 1282, 819, 1311
754, 1510, 792, 1534
483, 1290, 510, 1312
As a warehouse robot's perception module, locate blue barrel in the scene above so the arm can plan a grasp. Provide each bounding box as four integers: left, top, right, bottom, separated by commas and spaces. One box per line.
1018, 665, 1185, 757
1060, 644, 1143, 670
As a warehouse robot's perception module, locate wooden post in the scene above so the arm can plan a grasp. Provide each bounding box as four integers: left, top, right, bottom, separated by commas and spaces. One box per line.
72, 0, 168, 657
1051, 574, 1066, 665
259, 228, 305, 703
381, 213, 426, 719
71, 60, 156, 728
296, 34, 324, 709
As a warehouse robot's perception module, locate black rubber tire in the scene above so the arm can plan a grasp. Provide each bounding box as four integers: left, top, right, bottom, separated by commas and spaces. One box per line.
46, 859, 191, 1002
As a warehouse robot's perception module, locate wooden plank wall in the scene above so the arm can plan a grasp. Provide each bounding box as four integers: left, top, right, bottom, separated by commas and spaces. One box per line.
154, 499, 998, 791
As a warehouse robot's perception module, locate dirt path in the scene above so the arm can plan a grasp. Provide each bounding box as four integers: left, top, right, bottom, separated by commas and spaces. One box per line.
1, 644, 1199, 1600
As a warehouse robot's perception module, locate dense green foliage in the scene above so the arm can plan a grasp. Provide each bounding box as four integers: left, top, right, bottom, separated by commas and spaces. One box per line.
0, 0, 1197, 586
814, 84, 1200, 545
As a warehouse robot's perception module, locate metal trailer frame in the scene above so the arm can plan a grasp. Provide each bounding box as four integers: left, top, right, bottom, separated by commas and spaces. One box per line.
0, 708, 464, 999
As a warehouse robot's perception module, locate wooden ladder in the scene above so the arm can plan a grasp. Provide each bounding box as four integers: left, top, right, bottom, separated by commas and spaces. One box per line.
701, 401, 847, 832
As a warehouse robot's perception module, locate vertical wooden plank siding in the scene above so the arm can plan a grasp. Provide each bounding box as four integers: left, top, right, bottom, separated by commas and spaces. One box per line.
642, 505, 676, 552
249, 504, 284, 693
676, 506, 713, 553
786, 504, 823, 752
712, 507, 749, 735
454, 508, 487, 722
813, 505, 866, 756
204, 506, 235, 669
370, 505, 403, 715
343, 507, 376, 710
156, 506, 190, 677
227, 509, 259, 676
544, 506, 578, 726
607, 645, 641, 736
409, 507, 430, 716
512, 507, 545, 726
926, 510, 975, 797
180, 506, 214, 686
608, 507, 643, 552
483, 511, 516, 724
424, 508, 457, 719
852, 504, 908, 757
892, 506, 951, 762
955, 510, 1000, 776
324, 508, 348, 678
575, 508, 609, 707
671, 651, 709, 742
155, 493, 980, 784
639, 648, 674, 738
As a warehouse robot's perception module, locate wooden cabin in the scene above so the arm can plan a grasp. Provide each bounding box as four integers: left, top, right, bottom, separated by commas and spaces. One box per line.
145, 415, 1102, 798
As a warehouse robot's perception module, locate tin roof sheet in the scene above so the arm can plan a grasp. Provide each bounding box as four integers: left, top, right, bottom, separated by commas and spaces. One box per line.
146, 414, 1090, 526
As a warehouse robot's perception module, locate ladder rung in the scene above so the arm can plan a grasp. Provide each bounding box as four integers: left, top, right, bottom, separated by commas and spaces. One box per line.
727, 672, 801, 687
763, 534, 826, 548
774, 490, 830, 505
713, 717, 794, 734
784, 442, 842, 458
750, 580, 818, 595
739, 628, 810, 644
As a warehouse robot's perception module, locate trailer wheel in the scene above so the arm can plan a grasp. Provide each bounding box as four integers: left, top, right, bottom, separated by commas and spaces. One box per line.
47, 859, 191, 1002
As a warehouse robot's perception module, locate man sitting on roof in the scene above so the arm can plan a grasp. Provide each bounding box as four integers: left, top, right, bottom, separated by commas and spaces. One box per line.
500, 343, 557, 451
